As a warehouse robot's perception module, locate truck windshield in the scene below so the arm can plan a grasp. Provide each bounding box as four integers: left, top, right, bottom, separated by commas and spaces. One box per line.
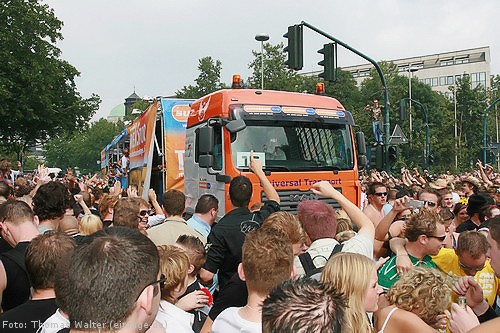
230, 120, 354, 171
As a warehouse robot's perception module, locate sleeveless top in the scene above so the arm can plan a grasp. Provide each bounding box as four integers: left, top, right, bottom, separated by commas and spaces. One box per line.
378, 307, 398, 333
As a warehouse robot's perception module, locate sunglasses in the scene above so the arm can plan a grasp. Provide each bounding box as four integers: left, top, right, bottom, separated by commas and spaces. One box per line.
423, 201, 437, 207
149, 274, 166, 290
139, 210, 150, 217
428, 235, 446, 242
459, 261, 485, 272
374, 192, 388, 197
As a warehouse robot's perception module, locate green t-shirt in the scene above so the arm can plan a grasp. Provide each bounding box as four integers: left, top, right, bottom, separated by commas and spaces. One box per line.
378, 253, 437, 290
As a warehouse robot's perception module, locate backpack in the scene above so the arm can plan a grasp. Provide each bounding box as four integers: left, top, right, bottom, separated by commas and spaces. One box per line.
298, 243, 344, 279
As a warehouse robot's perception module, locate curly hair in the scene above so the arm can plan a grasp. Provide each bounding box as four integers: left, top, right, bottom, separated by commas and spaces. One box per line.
386, 267, 451, 325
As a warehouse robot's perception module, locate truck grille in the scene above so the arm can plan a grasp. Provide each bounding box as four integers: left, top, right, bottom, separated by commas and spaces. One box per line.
261, 188, 342, 213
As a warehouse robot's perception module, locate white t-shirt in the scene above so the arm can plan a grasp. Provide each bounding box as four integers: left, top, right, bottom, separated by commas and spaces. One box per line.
121, 155, 129, 172
37, 309, 69, 333
294, 232, 374, 277
212, 307, 261, 333
155, 300, 194, 333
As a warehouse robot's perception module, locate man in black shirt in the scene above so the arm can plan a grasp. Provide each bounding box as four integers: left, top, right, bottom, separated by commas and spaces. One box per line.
0, 200, 40, 311
0, 232, 76, 332
457, 194, 489, 233
199, 153, 280, 289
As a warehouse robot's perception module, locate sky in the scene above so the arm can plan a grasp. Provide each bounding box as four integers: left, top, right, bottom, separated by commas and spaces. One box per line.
43, 0, 500, 121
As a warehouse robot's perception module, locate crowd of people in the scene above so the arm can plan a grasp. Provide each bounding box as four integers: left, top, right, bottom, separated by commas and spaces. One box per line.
1, 153, 500, 332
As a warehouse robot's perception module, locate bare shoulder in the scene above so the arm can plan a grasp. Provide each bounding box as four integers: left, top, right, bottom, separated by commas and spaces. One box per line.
389, 309, 435, 333
388, 220, 405, 238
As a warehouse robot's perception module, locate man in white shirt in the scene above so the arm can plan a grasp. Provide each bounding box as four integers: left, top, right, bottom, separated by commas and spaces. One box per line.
212, 228, 295, 333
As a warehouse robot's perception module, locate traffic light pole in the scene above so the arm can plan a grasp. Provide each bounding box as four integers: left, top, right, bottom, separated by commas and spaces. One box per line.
300, 21, 391, 169
402, 98, 429, 168
483, 98, 500, 165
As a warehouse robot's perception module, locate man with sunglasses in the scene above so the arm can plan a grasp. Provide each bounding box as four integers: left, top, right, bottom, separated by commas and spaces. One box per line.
418, 188, 441, 212
363, 182, 388, 258
431, 231, 500, 307
378, 210, 445, 290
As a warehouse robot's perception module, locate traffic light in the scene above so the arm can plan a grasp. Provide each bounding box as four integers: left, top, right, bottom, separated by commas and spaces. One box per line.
399, 99, 408, 121
283, 25, 303, 70
370, 146, 383, 170
317, 43, 337, 82
428, 154, 435, 165
388, 146, 397, 165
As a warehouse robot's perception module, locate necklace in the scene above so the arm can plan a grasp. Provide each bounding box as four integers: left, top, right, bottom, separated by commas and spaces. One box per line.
245, 304, 261, 312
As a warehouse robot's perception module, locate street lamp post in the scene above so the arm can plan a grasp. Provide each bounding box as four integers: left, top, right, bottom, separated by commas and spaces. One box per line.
255, 33, 269, 90
408, 66, 418, 143
482, 98, 500, 165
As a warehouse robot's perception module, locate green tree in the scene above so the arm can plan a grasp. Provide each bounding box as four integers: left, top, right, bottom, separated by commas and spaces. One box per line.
455, 75, 488, 169
358, 62, 454, 172
247, 42, 303, 91
176, 56, 226, 99
44, 119, 124, 173
0, 0, 100, 158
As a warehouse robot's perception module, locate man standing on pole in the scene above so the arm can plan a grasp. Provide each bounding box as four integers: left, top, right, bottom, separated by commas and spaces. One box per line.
364, 99, 384, 146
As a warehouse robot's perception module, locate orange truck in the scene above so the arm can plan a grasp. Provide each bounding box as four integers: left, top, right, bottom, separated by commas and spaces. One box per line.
102, 79, 367, 213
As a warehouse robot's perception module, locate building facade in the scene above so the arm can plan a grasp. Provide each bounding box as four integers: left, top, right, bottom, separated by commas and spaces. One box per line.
308, 46, 491, 98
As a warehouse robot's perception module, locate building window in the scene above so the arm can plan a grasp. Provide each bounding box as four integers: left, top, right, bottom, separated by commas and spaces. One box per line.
440, 59, 454, 66
359, 71, 370, 77
471, 72, 486, 88
440, 76, 447, 86
455, 57, 469, 65
432, 77, 439, 86
425, 78, 432, 86
412, 63, 424, 70
447, 76, 454, 85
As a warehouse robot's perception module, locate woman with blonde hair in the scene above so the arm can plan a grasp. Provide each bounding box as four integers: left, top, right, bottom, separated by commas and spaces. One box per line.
374, 267, 451, 333
155, 245, 205, 333
321, 252, 382, 333
78, 214, 103, 235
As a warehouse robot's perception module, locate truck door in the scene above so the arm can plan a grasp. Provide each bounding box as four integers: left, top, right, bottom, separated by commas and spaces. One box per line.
184, 122, 227, 216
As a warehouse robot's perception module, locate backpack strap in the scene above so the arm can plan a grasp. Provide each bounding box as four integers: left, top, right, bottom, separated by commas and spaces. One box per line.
328, 243, 344, 260
299, 243, 344, 277
298, 252, 317, 276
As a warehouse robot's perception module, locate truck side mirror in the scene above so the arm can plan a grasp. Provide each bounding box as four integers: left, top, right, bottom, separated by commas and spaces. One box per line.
198, 127, 214, 154
356, 131, 366, 155
225, 119, 246, 133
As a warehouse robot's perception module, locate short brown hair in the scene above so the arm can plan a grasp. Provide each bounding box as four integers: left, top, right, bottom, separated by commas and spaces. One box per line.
162, 189, 185, 216
242, 228, 293, 295
456, 231, 489, 258
157, 245, 190, 303
98, 194, 119, 218
0, 200, 34, 225
404, 210, 443, 242
175, 235, 206, 276
262, 211, 305, 245
64, 227, 159, 329
26, 232, 76, 289
489, 216, 500, 245
113, 207, 139, 229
